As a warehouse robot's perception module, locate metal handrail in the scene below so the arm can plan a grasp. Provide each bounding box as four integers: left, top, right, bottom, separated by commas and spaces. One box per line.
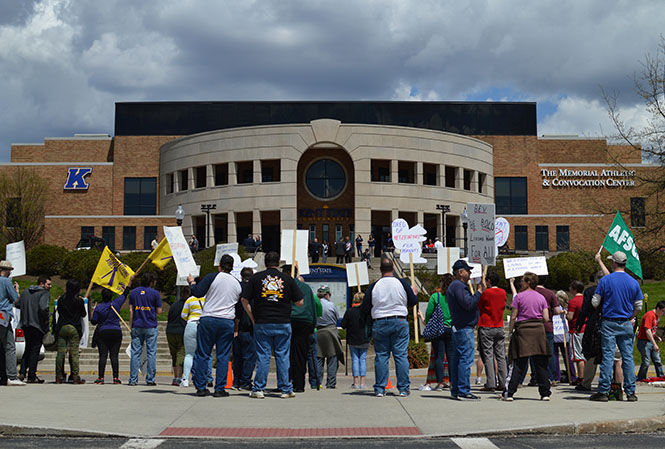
385, 251, 430, 297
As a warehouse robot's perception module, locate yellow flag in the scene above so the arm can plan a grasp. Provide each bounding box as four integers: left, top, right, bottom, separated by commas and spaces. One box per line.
148, 238, 173, 270
91, 246, 135, 295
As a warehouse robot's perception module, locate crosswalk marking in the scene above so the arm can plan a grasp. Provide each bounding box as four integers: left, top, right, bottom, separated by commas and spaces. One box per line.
120, 439, 165, 449
451, 437, 501, 449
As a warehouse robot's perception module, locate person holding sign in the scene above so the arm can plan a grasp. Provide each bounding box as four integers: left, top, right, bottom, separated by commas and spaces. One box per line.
446, 260, 485, 401
589, 251, 643, 402
503, 273, 551, 402
90, 288, 127, 385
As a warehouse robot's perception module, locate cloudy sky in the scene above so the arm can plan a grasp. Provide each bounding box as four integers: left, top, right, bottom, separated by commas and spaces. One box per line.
0, 0, 662, 161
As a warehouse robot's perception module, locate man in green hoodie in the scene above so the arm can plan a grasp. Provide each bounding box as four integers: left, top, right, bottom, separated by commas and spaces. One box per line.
284, 264, 321, 393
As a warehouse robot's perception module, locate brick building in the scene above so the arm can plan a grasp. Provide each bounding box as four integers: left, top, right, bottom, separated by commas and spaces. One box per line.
1, 101, 656, 254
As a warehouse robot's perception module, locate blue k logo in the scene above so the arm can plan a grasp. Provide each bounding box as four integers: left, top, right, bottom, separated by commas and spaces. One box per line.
64, 168, 93, 190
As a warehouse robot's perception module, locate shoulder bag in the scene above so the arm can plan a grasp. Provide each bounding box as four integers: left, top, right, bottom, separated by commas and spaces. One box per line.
422, 293, 447, 341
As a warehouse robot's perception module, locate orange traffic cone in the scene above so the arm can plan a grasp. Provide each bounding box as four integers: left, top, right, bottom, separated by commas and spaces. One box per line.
225, 362, 233, 388
385, 377, 394, 390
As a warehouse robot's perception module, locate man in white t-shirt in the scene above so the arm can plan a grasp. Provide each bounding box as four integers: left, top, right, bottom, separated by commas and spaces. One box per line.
361, 255, 418, 397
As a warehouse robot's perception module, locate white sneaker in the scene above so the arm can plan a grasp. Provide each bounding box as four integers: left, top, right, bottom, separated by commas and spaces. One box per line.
180, 379, 189, 387
418, 384, 432, 391
280, 391, 296, 399
475, 377, 483, 385
249, 391, 265, 399
8, 378, 26, 386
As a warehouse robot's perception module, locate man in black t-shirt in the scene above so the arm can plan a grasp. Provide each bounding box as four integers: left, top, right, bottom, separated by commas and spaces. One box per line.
241, 251, 304, 399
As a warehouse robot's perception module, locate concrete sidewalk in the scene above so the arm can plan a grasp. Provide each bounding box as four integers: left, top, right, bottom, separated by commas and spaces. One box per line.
1, 370, 665, 439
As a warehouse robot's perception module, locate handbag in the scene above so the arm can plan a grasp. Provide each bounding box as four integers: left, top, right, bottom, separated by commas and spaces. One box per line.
43, 331, 57, 351
422, 293, 447, 341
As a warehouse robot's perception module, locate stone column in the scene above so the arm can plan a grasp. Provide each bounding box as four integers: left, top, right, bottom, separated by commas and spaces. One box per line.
228, 211, 237, 244
391, 160, 398, 183
253, 160, 261, 184
228, 162, 236, 186
253, 209, 261, 235
416, 162, 423, 185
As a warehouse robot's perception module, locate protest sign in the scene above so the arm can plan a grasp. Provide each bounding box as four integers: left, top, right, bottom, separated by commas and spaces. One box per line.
437, 247, 461, 274
5, 241, 26, 277
164, 226, 200, 279
391, 218, 427, 264
230, 254, 258, 281
280, 229, 310, 275
346, 262, 369, 288
552, 315, 566, 336
176, 265, 200, 286
466, 203, 496, 265
214, 242, 239, 266
461, 257, 483, 280
503, 256, 549, 279
495, 217, 510, 248
602, 211, 642, 279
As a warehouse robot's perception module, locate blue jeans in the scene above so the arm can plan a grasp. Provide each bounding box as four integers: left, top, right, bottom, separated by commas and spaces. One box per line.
433, 328, 453, 384
193, 317, 234, 392
253, 323, 292, 393
350, 346, 368, 377
637, 339, 664, 380
129, 327, 158, 384
372, 317, 410, 394
546, 332, 557, 380
308, 333, 318, 388
598, 319, 636, 395
316, 355, 338, 388
234, 331, 256, 388
183, 321, 213, 383
450, 326, 474, 397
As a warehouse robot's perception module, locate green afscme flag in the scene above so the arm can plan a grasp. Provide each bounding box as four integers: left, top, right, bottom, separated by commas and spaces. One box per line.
602, 211, 642, 279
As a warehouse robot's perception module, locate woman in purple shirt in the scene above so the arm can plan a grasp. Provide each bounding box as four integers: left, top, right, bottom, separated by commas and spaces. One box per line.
502, 272, 551, 401
91, 288, 127, 384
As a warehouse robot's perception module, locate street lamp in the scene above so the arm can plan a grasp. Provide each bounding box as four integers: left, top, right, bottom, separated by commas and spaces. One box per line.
201, 204, 217, 249
436, 204, 450, 246
175, 204, 185, 226
461, 208, 469, 258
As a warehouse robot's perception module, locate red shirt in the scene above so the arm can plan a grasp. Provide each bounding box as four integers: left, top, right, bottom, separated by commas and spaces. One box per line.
478, 287, 506, 328
536, 286, 559, 333
567, 293, 585, 333
638, 310, 659, 341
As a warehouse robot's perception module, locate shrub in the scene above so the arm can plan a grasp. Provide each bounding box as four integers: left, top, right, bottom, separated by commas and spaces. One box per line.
408, 340, 429, 369
638, 248, 665, 280
60, 249, 103, 285
545, 251, 603, 291
26, 244, 68, 276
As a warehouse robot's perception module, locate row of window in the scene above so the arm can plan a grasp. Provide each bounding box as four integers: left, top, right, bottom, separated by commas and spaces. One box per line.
81, 225, 158, 251
513, 225, 570, 252
369, 160, 486, 193
165, 160, 281, 194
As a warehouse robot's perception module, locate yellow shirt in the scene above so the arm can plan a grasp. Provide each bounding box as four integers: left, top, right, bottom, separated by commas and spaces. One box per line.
181, 296, 205, 322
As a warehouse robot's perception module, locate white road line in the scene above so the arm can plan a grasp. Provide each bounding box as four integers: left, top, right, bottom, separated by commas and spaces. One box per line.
451, 437, 501, 449
120, 439, 165, 449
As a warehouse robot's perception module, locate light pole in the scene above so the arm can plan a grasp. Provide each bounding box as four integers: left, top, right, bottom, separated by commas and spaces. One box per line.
175, 204, 185, 226
201, 204, 216, 249
436, 204, 450, 246
461, 208, 468, 258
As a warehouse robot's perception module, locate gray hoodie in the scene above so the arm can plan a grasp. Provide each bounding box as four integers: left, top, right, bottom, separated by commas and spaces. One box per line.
16, 285, 50, 333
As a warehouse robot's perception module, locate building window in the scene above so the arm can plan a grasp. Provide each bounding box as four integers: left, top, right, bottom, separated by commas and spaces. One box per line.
322, 223, 329, 243
102, 226, 115, 250
349, 224, 355, 245
515, 225, 528, 251
179, 170, 188, 191
631, 197, 646, 227
124, 178, 157, 215
495, 177, 528, 215
123, 226, 136, 250
81, 226, 94, 240
371, 160, 391, 182
215, 163, 228, 186
478, 173, 486, 193
194, 166, 207, 189
166, 174, 174, 194
305, 159, 346, 200
261, 160, 280, 183
309, 224, 316, 242
445, 166, 456, 188
556, 225, 570, 252
423, 163, 438, 186
144, 226, 157, 250
463, 169, 473, 191
335, 224, 343, 243
236, 161, 253, 184
397, 161, 415, 184
536, 225, 549, 252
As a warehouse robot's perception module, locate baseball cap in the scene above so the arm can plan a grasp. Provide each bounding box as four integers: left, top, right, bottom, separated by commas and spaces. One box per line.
317, 285, 331, 295
452, 259, 473, 272
607, 251, 627, 264
0, 260, 14, 270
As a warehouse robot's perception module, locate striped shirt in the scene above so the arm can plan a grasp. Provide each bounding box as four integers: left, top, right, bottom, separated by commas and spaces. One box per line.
181, 296, 205, 323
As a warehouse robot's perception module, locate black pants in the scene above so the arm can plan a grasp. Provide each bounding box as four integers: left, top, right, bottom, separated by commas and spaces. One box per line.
506, 354, 551, 398
336, 255, 344, 263
97, 329, 122, 378
290, 321, 314, 391
21, 326, 44, 379
0, 325, 8, 384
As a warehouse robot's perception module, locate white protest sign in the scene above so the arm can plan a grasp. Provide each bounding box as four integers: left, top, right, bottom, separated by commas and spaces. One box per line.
346, 262, 369, 287
552, 315, 566, 336
79, 297, 89, 348
5, 240, 26, 277
467, 203, 496, 266
214, 242, 239, 266
495, 217, 510, 248
462, 257, 483, 280
164, 226, 200, 279
391, 219, 427, 264
437, 247, 461, 274
503, 256, 549, 279
280, 229, 310, 275
230, 254, 258, 281
177, 265, 201, 286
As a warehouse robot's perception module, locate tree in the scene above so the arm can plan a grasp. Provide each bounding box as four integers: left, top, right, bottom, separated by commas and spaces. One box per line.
602, 35, 665, 244
0, 167, 48, 249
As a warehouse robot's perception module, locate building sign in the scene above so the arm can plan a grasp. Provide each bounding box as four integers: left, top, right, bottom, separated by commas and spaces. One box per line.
64, 167, 93, 190
298, 206, 352, 222
540, 167, 636, 188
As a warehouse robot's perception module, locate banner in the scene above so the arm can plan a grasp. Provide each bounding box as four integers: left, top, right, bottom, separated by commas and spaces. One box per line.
346, 262, 369, 287
602, 211, 643, 279
391, 218, 427, 264
280, 229, 310, 275
495, 218, 510, 248
503, 256, 549, 279
164, 226, 200, 279
147, 238, 173, 270
467, 203, 496, 266
437, 247, 461, 274
5, 240, 26, 277
90, 247, 135, 295
214, 242, 239, 266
